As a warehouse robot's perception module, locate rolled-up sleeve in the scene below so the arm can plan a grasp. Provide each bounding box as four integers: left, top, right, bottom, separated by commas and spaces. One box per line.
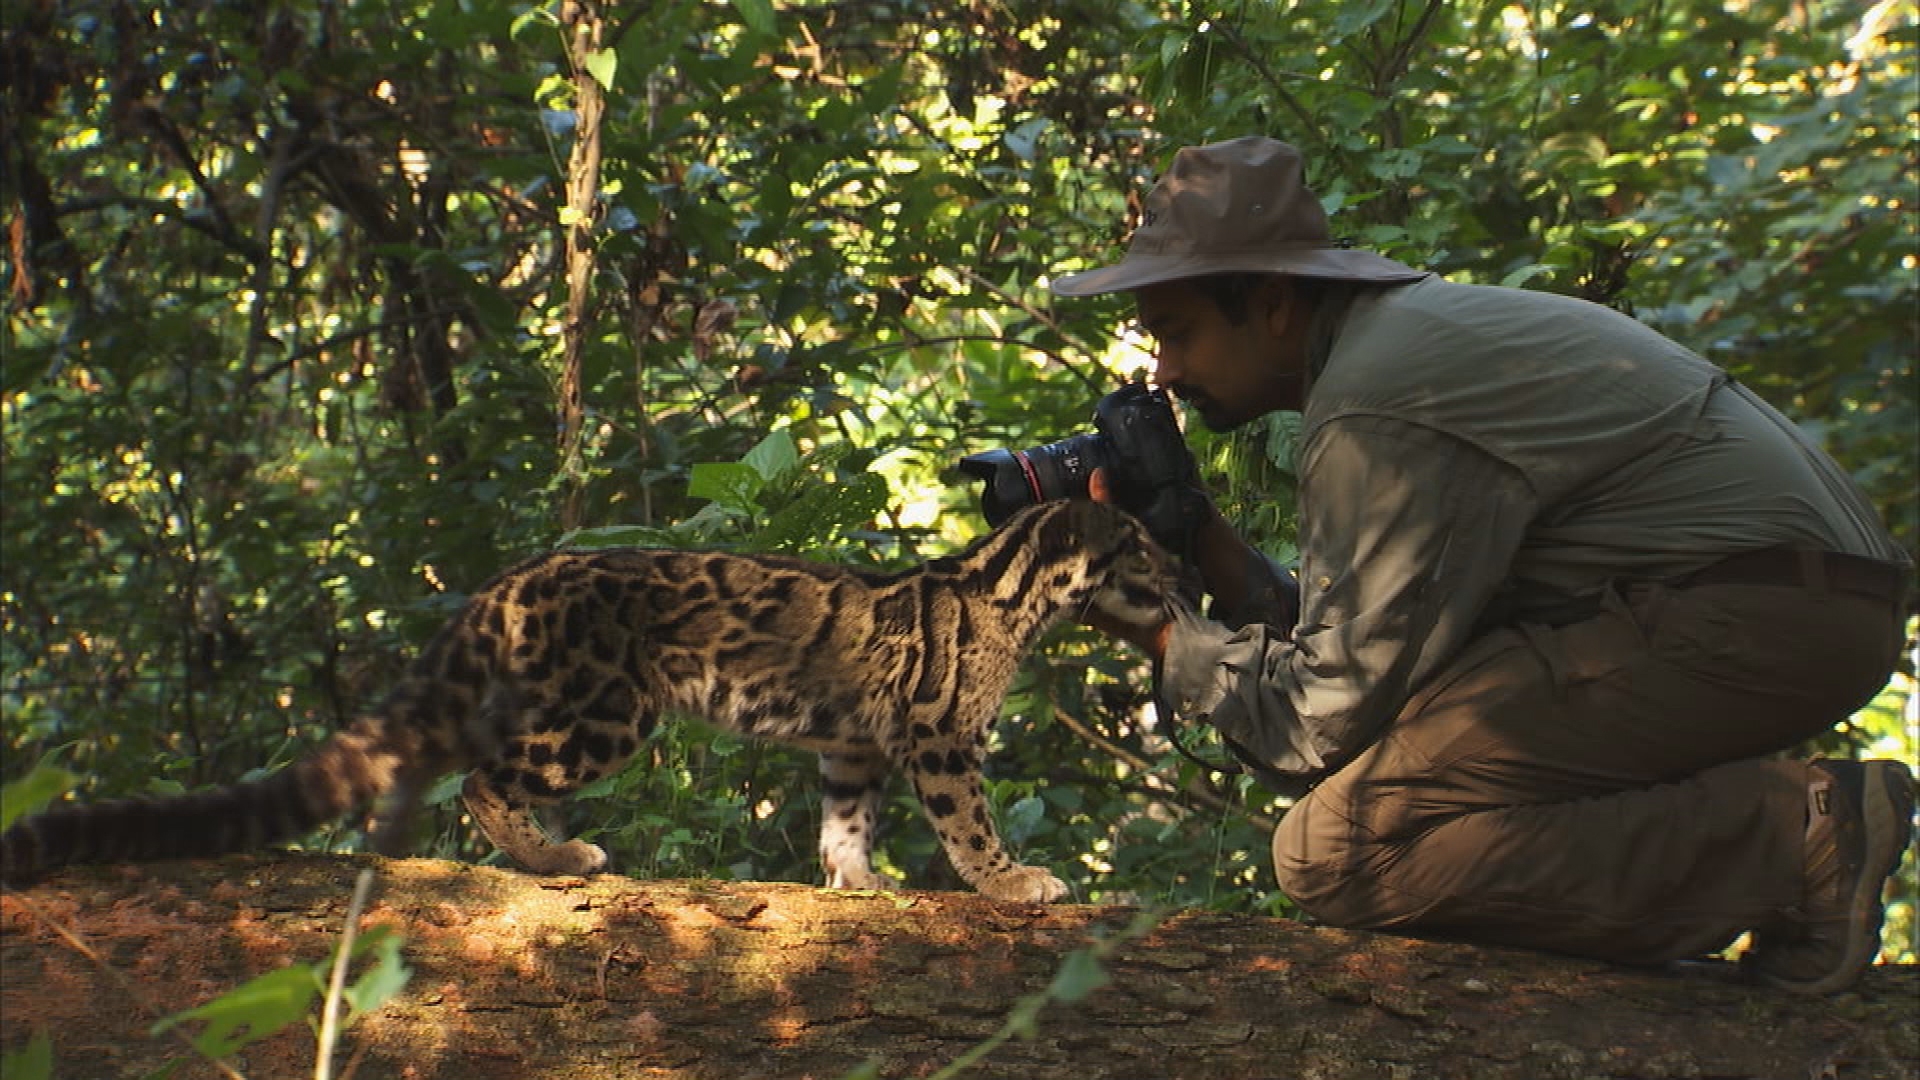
1155, 415, 1537, 789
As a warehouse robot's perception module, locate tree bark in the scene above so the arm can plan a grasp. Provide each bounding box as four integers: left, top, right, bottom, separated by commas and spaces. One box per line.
2, 855, 1914, 1080
556, 0, 606, 534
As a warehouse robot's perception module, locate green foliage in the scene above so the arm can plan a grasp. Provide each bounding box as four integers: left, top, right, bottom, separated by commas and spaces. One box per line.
907, 908, 1158, 1080
147, 918, 410, 1071
0, 867, 414, 1079
0, 765, 77, 831
0, 1031, 53, 1080
2, 0, 1912, 937
151, 965, 320, 1061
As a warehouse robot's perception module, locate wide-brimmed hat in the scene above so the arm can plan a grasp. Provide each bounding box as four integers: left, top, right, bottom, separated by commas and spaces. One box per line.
1050, 136, 1427, 297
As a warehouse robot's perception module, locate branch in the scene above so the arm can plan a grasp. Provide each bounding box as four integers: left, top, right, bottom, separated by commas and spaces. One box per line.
1203, 17, 1352, 174
242, 311, 458, 393
133, 104, 267, 265
948, 265, 1119, 393
241, 126, 317, 381
1385, 0, 1449, 84
1048, 702, 1279, 833
58, 194, 263, 261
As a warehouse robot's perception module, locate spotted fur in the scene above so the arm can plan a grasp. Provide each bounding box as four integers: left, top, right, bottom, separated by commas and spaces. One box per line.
1, 500, 1171, 902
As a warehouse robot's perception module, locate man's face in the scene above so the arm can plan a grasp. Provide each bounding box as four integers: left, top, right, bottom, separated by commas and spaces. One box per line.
1133, 278, 1306, 431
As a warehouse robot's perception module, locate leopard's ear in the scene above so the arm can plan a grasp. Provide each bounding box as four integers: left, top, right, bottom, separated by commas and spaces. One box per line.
1088, 500, 1145, 550
1033, 498, 1087, 548
1076, 499, 1129, 554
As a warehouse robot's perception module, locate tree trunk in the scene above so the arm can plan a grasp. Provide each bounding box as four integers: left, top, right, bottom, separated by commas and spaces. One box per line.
2, 855, 1914, 1080
556, 0, 606, 533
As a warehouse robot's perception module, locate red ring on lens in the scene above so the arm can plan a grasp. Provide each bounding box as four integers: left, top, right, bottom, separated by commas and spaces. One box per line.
1013, 450, 1044, 502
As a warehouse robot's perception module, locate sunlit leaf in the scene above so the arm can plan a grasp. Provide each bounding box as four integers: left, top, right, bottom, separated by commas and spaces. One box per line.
688, 462, 764, 514
732, 0, 775, 37
1, 766, 77, 831
152, 965, 319, 1059
741, 429, 800, 484
584, 47, 617, 92
344, 926, 413, 1023
0, 1030, 52, 1080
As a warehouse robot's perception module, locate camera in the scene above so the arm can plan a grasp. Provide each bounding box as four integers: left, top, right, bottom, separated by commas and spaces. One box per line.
959, 383, 1205, 553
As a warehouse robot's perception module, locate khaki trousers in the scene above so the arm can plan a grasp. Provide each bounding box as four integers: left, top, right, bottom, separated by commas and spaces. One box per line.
1272, 579, 1908, 964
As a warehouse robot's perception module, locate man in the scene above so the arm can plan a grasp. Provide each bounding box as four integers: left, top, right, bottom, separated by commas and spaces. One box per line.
1059, 135, 1914, 993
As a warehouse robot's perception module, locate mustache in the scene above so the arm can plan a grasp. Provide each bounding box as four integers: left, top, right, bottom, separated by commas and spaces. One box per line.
1164, 382, 1209, 409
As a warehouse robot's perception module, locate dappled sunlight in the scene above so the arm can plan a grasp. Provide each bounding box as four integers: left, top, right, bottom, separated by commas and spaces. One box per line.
1, 5, 1911, 1076
7, 854, 1918, 1076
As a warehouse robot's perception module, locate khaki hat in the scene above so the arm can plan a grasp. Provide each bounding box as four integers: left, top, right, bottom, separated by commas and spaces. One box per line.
1051, 136, 1427, 297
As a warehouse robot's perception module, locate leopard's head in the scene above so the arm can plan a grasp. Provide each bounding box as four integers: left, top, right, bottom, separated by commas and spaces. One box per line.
1045, 500, 1180, 636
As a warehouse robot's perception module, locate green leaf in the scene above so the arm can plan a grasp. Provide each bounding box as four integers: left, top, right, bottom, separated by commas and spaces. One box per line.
509, 4, 557, 41
560, 524, 682, 549
1, 765, 78, 831
688, 461, 764, 514
138, 1058, 187, 1080
1046, 947, 1111, 1005
754, 473, 889, 552
422, 771, 466, 807
1260, 411, 1302, 476
344, 925, 413, 1023
1329, 0, 1394, 37
742, 429, 800, 484
1002, 794, 1046, 848
583, 47, 618, 92
1004, 117, 1050, 162
732, 0, 776, 37
1499, 263, 1553, 289
0, 1030, 53, 1080
152, 964, 319, 1059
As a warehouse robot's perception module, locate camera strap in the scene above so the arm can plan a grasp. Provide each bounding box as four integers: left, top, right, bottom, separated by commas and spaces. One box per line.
1168, 725, 1245, 776
1148, 650, 1245, 776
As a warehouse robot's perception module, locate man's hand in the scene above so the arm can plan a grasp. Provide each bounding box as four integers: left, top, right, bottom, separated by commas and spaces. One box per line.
1090, 468, 1299, 638
1085, 467, 1173, 659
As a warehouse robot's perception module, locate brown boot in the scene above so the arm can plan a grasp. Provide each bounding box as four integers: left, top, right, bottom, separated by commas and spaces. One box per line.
1745, 759, 1916, 994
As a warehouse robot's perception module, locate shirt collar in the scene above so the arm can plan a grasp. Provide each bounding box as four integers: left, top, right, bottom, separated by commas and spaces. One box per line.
1302, 283, 1361, 398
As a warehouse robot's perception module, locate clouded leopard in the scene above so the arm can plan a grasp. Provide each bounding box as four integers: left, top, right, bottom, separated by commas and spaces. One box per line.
1, 499, 1171, 902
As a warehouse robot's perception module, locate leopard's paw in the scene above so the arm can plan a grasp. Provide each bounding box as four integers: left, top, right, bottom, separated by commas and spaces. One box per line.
520, 839, 609, 877
824, 864, 892, 891
977, 864, 1069, 904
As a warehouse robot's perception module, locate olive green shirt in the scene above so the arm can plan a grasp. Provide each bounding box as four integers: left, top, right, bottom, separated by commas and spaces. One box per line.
1158, 276, 1908, 789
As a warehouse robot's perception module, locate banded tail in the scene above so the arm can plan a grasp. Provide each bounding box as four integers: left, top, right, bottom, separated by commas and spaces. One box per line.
1, 718, 427, 885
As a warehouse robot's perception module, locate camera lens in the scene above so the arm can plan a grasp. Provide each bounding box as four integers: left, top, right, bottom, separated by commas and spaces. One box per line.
959, 433, 1111, 525
957, 449, 1035, 524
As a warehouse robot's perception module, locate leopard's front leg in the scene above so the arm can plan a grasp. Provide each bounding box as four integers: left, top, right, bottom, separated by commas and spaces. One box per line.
900, 737, 1067, 903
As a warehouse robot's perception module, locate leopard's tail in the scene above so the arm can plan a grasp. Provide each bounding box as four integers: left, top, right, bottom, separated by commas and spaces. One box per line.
0, 715, 436, 886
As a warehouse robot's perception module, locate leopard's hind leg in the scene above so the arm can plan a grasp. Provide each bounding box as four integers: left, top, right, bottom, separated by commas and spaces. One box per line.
818, 748, 890, 890
460, 694, 646, 876
461, 769, 608, 875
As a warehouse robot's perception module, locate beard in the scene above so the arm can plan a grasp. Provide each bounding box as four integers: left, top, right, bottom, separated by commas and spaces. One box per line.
1172, 376, 1303, 431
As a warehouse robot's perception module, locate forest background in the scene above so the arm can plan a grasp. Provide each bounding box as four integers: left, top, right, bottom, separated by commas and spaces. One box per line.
3, 0, 1915, 962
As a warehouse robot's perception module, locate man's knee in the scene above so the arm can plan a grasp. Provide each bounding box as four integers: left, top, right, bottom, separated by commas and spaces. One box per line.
1272, 790, 1378, 926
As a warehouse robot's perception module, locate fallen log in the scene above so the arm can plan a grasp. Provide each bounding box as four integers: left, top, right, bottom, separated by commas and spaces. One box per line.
2, 854, 1914, 1079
